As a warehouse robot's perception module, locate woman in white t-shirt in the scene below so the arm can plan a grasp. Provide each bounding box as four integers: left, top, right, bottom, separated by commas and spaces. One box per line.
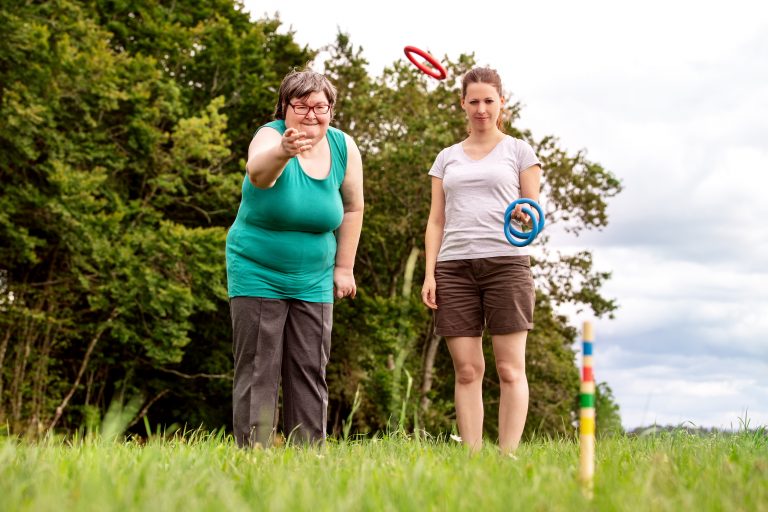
421, 66, 543, 454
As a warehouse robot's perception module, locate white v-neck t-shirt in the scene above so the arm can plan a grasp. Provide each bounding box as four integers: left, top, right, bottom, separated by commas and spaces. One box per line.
428, 135, 541, 261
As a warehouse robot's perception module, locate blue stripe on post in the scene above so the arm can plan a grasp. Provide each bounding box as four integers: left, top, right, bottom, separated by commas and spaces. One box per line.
583, 342, 593, 356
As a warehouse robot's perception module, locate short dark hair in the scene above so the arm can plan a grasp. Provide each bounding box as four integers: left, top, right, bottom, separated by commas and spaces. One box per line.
273, 68, 337, 120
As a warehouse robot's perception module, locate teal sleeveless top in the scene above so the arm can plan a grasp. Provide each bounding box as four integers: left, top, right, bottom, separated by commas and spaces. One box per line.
225, 120, 348, 302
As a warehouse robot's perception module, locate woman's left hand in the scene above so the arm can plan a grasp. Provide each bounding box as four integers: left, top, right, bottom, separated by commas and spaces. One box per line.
333, 267, 357, 299
512, 203, 532, 227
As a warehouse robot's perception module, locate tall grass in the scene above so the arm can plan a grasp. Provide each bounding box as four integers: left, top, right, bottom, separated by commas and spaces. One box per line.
1, 428, 766, 511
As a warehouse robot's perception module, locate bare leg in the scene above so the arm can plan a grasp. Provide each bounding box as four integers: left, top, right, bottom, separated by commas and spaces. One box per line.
492, 331, 529, 454
446, 336, 485, 453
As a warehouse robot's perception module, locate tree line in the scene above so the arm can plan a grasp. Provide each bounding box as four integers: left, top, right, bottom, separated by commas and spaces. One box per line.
0, 0, 623, 440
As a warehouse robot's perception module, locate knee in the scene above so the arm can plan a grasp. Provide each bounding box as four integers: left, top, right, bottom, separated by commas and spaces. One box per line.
496, 363, 525, 386
455, 363, 484, 385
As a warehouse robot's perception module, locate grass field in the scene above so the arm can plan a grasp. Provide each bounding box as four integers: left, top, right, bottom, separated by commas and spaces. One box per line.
2, 428, 766, 512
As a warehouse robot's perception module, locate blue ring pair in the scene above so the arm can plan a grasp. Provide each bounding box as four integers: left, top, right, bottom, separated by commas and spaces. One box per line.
503, 198, 545, 247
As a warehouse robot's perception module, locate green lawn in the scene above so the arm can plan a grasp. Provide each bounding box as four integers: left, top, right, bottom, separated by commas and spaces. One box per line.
2, 429, 766, 511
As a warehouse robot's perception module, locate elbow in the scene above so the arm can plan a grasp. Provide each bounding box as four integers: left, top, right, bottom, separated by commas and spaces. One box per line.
427, 215, 445, 231
344, 198, 365, 215
247, 170, 274, 190
251, 180, 272, 190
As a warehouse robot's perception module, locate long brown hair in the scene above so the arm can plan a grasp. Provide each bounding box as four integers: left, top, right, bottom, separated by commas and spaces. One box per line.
462, 67, 505, 132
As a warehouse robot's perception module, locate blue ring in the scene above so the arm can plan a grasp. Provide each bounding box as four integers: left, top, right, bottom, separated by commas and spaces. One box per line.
503, 199, 545, 247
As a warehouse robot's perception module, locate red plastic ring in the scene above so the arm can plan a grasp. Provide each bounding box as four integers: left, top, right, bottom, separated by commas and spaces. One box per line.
403, 46, 446, 80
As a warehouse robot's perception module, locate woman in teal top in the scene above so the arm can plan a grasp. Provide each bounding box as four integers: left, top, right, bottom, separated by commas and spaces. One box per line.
226, 69, 364, 447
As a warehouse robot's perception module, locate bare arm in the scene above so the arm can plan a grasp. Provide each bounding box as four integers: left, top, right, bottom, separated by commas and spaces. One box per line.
421, 176, 445, 310
512, 164, 543, 224
333, 134, 364, 299
246, 126, 313, 189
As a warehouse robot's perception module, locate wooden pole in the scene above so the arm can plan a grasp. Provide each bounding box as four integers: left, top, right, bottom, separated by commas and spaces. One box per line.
579, 321, 595, 497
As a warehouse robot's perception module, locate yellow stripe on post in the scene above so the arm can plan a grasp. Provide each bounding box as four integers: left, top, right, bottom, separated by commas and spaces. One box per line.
580, 414, 595, 436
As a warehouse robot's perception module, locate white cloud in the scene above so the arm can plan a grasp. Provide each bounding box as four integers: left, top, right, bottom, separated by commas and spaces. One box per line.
564, 247, 768, 361
594, 349, 768, 429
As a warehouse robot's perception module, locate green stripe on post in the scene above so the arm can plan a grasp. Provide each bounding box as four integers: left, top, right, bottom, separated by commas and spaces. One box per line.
580, 393, 595, 408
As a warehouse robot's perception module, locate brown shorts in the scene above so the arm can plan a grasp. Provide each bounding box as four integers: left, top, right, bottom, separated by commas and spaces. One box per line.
434, 256, 535, 337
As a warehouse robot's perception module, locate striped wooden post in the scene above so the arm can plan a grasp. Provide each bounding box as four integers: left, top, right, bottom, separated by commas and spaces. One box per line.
579, 321, 595, 496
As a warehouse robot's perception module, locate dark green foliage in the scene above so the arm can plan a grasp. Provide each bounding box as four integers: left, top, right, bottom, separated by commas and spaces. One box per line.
523, 294, 581, 438
329, 292, 431, 434
596, 381, 624, 437
0, 0, 311, 435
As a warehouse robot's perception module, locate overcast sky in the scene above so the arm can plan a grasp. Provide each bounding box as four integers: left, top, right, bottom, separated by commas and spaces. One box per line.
244, 0, 768, 430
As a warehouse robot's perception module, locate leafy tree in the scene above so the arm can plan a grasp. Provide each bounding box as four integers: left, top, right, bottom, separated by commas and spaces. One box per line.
595, 381, 623, 437
0, 0, 312, 435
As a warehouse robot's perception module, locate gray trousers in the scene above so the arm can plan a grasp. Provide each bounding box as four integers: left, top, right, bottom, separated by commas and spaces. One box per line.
231, 297, 332, 447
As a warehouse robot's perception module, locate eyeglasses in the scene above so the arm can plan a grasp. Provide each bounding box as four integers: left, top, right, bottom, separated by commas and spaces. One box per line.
288, 103, 331, 115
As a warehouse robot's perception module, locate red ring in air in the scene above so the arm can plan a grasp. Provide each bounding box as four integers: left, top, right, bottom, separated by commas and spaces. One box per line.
403, 46, 447, 80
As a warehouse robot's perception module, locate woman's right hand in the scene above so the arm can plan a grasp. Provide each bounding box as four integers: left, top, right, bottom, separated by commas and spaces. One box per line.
421, 276, 438, 310
281, 127, 311, 157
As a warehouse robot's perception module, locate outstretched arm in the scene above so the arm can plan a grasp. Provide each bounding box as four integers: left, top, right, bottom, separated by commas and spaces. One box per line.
245, 127, 313, 189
